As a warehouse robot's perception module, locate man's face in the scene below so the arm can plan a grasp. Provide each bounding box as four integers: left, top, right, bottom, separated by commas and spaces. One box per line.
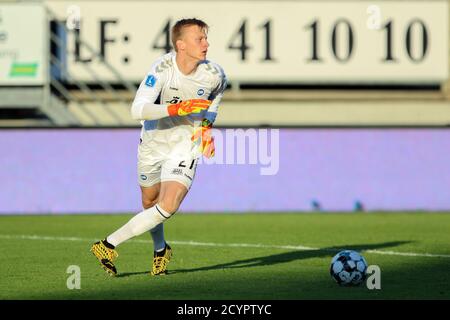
178, 25, 209, 61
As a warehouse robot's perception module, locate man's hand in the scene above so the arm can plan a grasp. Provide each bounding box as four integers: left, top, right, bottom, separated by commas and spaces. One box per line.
192, 119, 215, 158
167, 99, 211, 117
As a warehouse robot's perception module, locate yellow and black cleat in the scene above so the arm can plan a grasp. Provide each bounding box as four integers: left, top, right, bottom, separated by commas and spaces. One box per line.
151, 243, 172, 276
90, 240, 119, 276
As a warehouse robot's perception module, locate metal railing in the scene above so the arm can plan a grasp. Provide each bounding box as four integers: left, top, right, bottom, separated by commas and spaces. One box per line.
45, 6, 137, 126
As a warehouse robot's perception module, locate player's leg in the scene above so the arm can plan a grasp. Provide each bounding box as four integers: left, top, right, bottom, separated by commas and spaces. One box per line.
141, 184, 160, 209
141, 184, 168, 253
90, 151, 163, 276
149, 157, 198, 275
91, 156, 197, 276
158, 181, 189, 214
149, 180, 189, 275
158, 156, 198, 215
104, 163, 166, 248
98, 181, 186, 276
91, 187, 167, 276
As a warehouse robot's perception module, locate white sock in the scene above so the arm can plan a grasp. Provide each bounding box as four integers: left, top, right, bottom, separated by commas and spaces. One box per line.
107, 204, 170, 247
150, 223, 166, 252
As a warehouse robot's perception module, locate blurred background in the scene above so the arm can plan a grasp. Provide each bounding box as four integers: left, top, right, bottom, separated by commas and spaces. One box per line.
1, 0, 449, 214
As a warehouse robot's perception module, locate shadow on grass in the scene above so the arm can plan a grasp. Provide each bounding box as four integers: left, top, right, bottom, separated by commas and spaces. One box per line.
38, 240, 450, 299
117, 241, 410, 278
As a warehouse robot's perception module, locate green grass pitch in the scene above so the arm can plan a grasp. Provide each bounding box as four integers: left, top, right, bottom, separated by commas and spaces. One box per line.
0, 213, 449, 300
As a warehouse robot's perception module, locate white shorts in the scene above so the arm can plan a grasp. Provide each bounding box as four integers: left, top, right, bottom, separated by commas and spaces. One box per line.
137, 135, 199, 190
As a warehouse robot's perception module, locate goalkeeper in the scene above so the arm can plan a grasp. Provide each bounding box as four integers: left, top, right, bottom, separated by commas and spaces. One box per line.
91, 18, 226, 276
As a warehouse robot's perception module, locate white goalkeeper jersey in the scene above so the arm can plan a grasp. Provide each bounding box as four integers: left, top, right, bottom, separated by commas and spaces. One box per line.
132, 52, 227, 149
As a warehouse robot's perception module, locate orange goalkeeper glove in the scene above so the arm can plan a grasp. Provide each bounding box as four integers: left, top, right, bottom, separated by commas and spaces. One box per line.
192, 119, 215, 158
167, 99, 211, 117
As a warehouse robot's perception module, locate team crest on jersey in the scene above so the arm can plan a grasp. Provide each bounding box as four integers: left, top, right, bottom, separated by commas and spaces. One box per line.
145, 74, 157, 87
197, 88, 205, 96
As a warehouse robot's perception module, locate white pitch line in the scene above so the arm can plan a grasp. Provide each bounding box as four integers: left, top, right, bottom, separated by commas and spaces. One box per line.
365, 249, 450, 258
1, 234, 450, 259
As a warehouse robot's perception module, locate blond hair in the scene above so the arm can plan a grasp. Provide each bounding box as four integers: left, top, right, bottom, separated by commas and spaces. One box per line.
171, 18, 209, 52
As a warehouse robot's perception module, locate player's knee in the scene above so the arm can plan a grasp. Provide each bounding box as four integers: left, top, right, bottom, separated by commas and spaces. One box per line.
157, 200, 179, 216
142, 198, 157, 209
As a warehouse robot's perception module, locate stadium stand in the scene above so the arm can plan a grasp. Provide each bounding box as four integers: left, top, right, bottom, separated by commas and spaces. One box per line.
0, 0, 449, 127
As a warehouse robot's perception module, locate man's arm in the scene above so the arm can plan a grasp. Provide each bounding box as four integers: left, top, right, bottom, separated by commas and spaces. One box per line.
192, 69, 227, 158
203, 69, 228, 124
131, 74, 168, 120
131, 72, 210, 121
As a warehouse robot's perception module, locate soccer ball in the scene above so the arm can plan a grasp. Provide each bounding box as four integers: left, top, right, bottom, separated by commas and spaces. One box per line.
330, 250, 368, 286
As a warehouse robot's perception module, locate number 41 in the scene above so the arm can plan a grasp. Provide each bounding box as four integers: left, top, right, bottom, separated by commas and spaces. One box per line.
228, 19, 275, 61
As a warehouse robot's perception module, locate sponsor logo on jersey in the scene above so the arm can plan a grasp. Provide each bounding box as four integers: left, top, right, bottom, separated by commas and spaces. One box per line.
145, 74, 156, 87
169, 96, 181, 104
140, 174, 148, 181
171, 168, 183, 175
197, 88, 205, 96
169, 86, 179, 91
